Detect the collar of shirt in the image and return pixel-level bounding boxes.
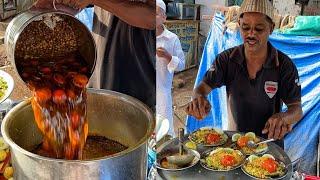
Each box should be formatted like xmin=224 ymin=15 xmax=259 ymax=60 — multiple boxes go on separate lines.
xmin=156 ymin=25 xmax=175 ymax=40
xmin=229 ymin=42 xmax=279 ymax=69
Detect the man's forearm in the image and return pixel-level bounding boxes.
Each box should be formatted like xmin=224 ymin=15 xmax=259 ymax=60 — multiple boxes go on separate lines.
xmin=282 ymin=103 xmax=303 ymax=125
xmin=193 ymin=82 xmax=212 ymax=99
xmin=92 ymin=0 xmax=155 ymax=30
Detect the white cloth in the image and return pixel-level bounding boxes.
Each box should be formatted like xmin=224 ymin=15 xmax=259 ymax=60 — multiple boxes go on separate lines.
xmin=156 ymin=0 xmax=166 ymax=12
xmin=156 ymin=27 xmax=185 ymax=136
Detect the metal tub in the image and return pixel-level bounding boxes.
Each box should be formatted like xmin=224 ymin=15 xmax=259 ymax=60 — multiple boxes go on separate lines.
xmin=1 ymin=89 xmax=155 ymax=180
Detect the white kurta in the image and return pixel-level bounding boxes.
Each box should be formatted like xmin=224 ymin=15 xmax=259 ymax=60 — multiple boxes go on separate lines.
xmin=156 ymin=27 xmax=185 ymax=136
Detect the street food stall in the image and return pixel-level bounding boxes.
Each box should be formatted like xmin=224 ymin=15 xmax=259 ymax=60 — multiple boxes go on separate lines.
xmin=0 ymin=9 xmax=155 ymax=179
xmin=184 ymin=8 xmax=320 ymax=180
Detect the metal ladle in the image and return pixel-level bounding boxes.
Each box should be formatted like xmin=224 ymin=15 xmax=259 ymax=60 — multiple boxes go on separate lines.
xmin=166 ymin=128 xmax=195 ymax=167
xmin=247 ymin=138 xmax=275 ymax=148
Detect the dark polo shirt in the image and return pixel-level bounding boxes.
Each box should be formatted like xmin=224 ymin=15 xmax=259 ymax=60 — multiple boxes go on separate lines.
xmin=203 ymin=42 xmax=301 ymax=147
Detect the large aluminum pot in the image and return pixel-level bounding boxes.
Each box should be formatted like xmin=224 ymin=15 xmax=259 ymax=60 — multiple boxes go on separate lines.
xmin=1 ymin=89 xmax=155 ymax=180
xmin=4 ymin=10 xmax=96 ymax=82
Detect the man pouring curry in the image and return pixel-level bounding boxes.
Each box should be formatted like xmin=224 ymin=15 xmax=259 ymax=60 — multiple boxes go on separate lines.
xmin=185 ymin=0 xmax=303 ymax=148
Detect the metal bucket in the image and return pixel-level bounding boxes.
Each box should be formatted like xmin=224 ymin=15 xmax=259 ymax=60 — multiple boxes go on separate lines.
xmin=4 ymin=10 xmax=96 ymax=82
xmin=1 ymin=89 xmax=155 ymax=180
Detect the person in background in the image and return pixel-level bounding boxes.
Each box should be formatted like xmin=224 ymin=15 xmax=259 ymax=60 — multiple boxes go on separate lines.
xmin=156 ymin=0 xmax=185 ymax=136
xmin=185 ymin=0 xmax=302 ymax=148
xmin=33 ymin=0 xmax=156 ymax=110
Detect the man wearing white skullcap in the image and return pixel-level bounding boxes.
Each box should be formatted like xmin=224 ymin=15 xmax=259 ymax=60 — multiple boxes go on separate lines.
xmin=156 ymin=0 xmax=166 ymax=12
xmin=186 ymin=0 xmax=302 ymax=148
xmin=156 ymin=0 xmax=185 ymax=136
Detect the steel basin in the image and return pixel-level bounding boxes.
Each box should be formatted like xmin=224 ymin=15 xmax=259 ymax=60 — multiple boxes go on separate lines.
xmin=1 ymin=89 xmax=155 ymax=180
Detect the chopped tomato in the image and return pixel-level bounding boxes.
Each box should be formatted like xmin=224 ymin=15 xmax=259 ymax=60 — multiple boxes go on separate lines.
xmin=66 ymin=57 xmax=76 ymax=63
xmin=64 ymin=144 xmax=74 ymax=160
xmin=53 ymin=89 xmax=67 ymax=104
xmin=261 ymin=158 xmax=278 ymax=173
xmin=206 ymin=133 xmax=220 ymax=144
xmin=80 ymin=67 xmax=88 ymax=73
xmin=42 ymin=138 xmax=51 ymax=151
xmin=0 ymin=152 xmax=10 ymax=173
xmin=35 ymin=88 xmax=52 ymax=102
xmin=40 ymin=67 xmax=52 ymax=74
xmin=220 ymin=154 xmax=236 ymax=166
xmin=66 ymin=89 xmax=76 ymax=100
xmin=73 ymin=74 xmax=88 ymax=88
xmin=70 ymin=111 xmax=80 ymax=129
xmin=53 ymin=74 xmax=65 ymax=85
xmin=30 ymin=60 xmax=39 ymax=66
xmin=22 ymin=72 xmax=30 ymax=78
xmin=67 ymin=72 xmax=77 ymax=78
xmin=237 ymin=136 xmax=249 ymax=148
xmin=71 ymin=62 xmax=81 ymax=68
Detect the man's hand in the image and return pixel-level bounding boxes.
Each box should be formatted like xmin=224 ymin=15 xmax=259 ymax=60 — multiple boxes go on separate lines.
xmin=185 ymin=95 xmax=211 ymax=120
xmin=262 ymin=113 xmax=292 ymax=140
xmin=156 ymin=47 xmax=172 ymax=64
xmin=32 ymin=0 xmax=92 ymax=14
xmin=55 ymin=0 xmax=92 ymax=9
xmin=32 ymin=0 xmax=54 ymax=9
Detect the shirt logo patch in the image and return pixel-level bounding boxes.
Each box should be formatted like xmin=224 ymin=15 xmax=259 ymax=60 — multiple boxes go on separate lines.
xmin=265 ymin=81 xmax=278 ymax=98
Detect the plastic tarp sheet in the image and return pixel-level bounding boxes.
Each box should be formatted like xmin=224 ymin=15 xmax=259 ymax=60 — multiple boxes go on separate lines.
xmin=186 ymin=12 xmax=320 ymax=175
xmin=76 ymin=7 xmax=94 ymax=31
xmin=276 ymin=16 xmax=320 ymax=36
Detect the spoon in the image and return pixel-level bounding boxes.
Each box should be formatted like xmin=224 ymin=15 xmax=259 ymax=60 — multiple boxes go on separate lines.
xmin=166 ymin=128 xmax=195 ymax=167
xmin=247 ymin=138 xmax=275 ymax=148
xmin=266 ymin=157 xmax=302 ymax=178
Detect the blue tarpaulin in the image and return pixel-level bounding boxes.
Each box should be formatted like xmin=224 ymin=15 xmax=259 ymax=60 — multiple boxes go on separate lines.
xmin=186 ymin=12 xmax=320 ymax=175
xmin=76 ymin=7 xmax=94 ymax=31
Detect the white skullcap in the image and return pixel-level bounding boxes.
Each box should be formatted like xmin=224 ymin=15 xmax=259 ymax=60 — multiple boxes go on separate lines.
xmin=156 ymin=0 xmax=166 ymax=12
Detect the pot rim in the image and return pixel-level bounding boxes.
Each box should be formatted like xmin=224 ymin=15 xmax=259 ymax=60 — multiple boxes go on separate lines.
xmin=1 ymin=88 xmax=155 ymax=163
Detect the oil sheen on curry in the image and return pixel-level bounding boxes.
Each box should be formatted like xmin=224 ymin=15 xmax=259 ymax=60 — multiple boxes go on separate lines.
xmin=33 ymin=135 xmax=128 ymax=160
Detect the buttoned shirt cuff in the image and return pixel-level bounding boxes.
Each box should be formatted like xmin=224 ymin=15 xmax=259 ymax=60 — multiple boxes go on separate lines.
xmin=167 ymin=56 xmax=180 ymax=73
